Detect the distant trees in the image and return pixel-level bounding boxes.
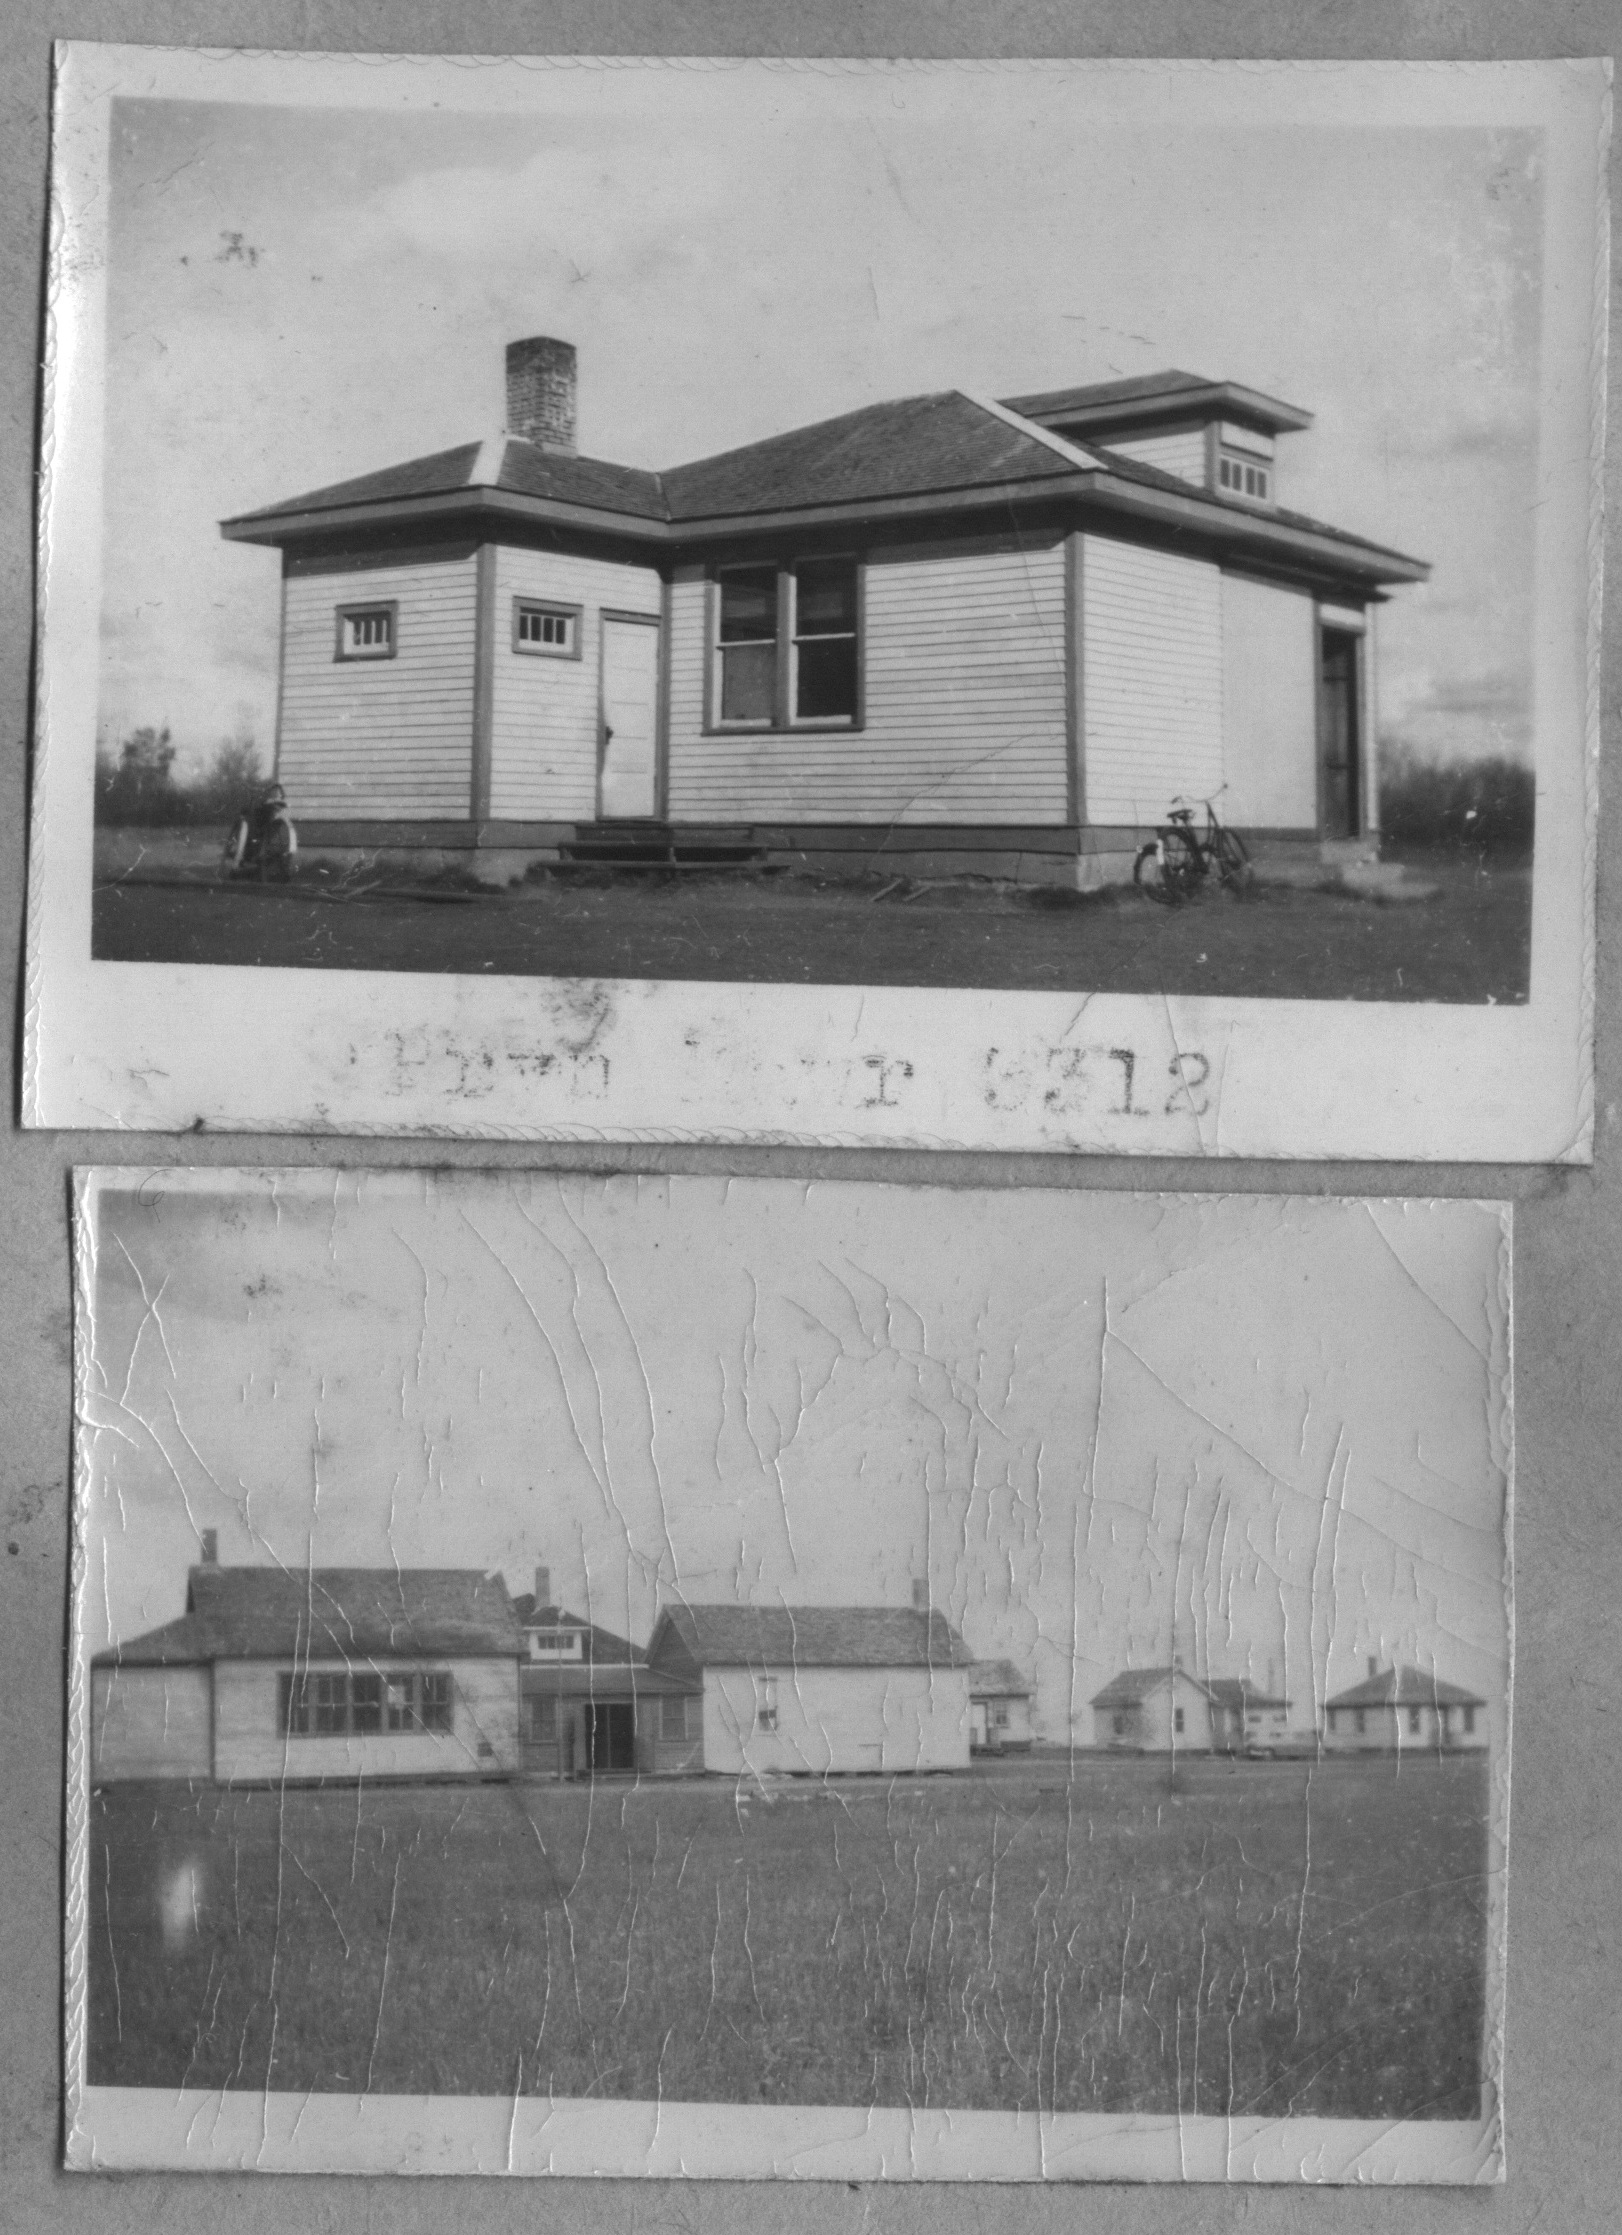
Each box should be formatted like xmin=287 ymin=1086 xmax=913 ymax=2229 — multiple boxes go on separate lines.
xmin=95 ymin=729 xmax=267 ymax=826
xmin=1378 ymin=747 xmax=1535 ymax=860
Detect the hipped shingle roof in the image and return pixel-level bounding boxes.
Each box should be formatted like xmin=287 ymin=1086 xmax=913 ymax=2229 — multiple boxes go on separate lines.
xmin=93 ymin=1566 xmax=524 ymax=1666
xmin=1324 ymin=1665 xmax=1486 ymax=1710
xmin=651 ymin=1603 xmax=976 ymax=1674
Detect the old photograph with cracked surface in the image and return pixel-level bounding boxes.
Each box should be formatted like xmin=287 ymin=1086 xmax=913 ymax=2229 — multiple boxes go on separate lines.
xmin=25 ymin=48 xmax=1602 ymax=1156
xmin=67 ymin=1169 xmax=1511 ymax=2181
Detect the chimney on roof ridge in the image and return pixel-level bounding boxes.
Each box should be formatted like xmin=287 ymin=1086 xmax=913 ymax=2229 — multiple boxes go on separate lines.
xmin=506 ymin=336 xmax=577 ymax=455
xmin=534 ymin=1564 xmax=551 ymax=1609
xmin=1368 ymin=1655 xmax=1380 ymax=1679
xmin=911 ymin=1577 xmax=929 ymax=1611
xmin=199 ymin=1528 xmax=218 ymax=1566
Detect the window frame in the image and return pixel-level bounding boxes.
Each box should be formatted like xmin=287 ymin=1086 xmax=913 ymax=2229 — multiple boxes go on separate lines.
xmin=660 ymin=1695 xmax=688 ymax=1742
xmin=278 ymin=1665 xmax=454 ymax=1738
xmin=754 ymin=1676 xmax=779 ymax=1734
xmin=1216 ymin=452 xmax=1272 ymax=503
xmin=529 ymin=1695 xmax=559 ymax=1744
xmin=334 ymin=600 xmax=399 ymax=663
xmin=512 ymin=597 xmax=584 ymax=661
xmin=706 ymin=557 xmax=864 ymax=735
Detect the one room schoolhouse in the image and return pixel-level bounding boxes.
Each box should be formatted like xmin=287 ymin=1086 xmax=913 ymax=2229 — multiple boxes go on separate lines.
xmin=221 ymin=335 xmax=1428 ymax=887
xmin=90 ymin=1548 xmax=525 ymax=1786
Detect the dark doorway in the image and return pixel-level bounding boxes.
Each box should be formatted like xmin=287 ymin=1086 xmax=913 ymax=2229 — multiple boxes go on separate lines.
xmin=585 ymin=1701 xmax=636 ymax=1773
xmin=1318 ymin=629 xmax=1362 ymax=838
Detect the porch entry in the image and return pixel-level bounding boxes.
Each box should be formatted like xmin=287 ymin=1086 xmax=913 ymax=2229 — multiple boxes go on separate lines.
xmin=598 ymin=613 xmax=661 ymax=818
xmin=1317 ymin=627 xmax=1362 ymax=839
xmin=585 ymin=1701 xmax=636 ymax=1773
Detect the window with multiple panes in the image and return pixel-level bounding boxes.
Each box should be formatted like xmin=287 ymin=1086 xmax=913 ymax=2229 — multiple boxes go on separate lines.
xmin=1217 ymin=453 xmax=1271 ymax=501
xmin=714 ymin=558 xmax=860 ymax=728
xmin=1174 ymin=1707 xmax=1185 ymax=1734
xmin=754 ymin=1677 xmax=779 ymax=1734
xmin=280 ymin=1668 xmax=454 ymax=1737
xmin=335 ymin=603 xmax=397 ymax=660
xmin=991 ymin=1702 xmax=1011 ymax=1728
xmin=529 ymin=1696 xmax=558 ymax=1743
xmin=661 ymin=1696 xmax=688 ymax=1741
xmin=513 ymin=599 xmax=581 ymax=658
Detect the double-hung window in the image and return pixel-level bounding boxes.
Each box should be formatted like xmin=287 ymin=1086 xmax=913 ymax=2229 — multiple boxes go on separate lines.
xmin=714 ymin=558 xmax=860 ymax=728
xmin=754 ymin=1677 xmax=779 ymax=1734
xmin=661 ymin=1695 xmax=688 ymax=1742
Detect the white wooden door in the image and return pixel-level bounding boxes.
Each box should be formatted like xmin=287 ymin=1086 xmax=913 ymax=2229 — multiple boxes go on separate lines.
xmin=599 ymin=616 xmax=661 ymax=818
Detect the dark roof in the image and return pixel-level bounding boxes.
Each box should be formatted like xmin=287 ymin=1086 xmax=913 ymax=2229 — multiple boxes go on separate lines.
xmin=509 ymin=1597 xmax=646 ymax=1666
xmin=650 ymin=1603 xmax=976 ymax=1674
xmin=1003 ymin=369 xmax=1314 ymax=436
xmin=968 ymin=1658 xmax=1031 ymax=1698
xmin=1205 ymin=1677 xmax=1291 ymax=1711
xmin=660 ymin=391 xmax=1095 ymax=520
xmin=93 ymin=1565 xmax=524 ymax=1666
xmin=1091 ymin=1666 xmax=1215 ymax=1709
xmin=220 ymin=380 xmax=1425 ymax=585
xmin=224 ymin=437 xmax=668 ymax=532
xmin=1325 ymin=1665 xmax=1486 ymax=1710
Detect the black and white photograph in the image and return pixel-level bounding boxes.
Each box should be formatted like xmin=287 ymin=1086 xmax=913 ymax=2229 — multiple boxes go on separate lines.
xmin=24 ymin=49 xmax=1604 ymax=1155
xmin=67 ymin=1169 xmax=1511 ymax=2182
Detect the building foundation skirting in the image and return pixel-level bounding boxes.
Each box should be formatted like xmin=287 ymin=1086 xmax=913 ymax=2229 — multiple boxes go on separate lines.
xmin=288 ymin=819 xmax=1346 ymax=890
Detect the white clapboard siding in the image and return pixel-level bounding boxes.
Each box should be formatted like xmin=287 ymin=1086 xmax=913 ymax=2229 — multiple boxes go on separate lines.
xmin=1100 ymin=430 xmax=1209 ymax=487
xmin=1221 ymin=572 xmax=1318 ymax=827
xmin=211 ymin=1658 xmax=520 ymax=1782
xmin=279 ymin=556 xmax=477 ymax=817
xmin=666 ymin=546 xmax=1069 ymax=824
xmin=1081 ymin=536 xmax=1224 ymax=823
xmin=92 ymin=1666 xmax=212 ymax=1781
xmin=699 ymin=1666 xmax=972 ymax=1775
xmin=489 ymin=547 xmax=663 ymax=820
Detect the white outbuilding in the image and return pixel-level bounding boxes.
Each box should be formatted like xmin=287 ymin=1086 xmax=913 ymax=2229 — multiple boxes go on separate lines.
xmin=1091 ymin=1665 xmax=1219 ymax=1753
xmin=645 ymin=1603 xmax=976 ymax=1775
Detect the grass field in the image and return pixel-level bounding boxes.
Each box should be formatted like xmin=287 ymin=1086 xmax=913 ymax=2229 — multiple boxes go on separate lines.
xmin=91 ymin=849 xmax=1531 ymax=1004
xmin=86 ymin=1754 xmax=1490 ymax=2119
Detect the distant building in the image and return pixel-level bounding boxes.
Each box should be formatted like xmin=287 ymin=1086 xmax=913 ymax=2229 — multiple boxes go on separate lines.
xmin=1205 ymin=1675 xmax=1292 ymax=1754
xmin=645 ymin=1603 xmax=977 ymax=1774
xmin=1322 ymin=1660 xmax=1488 ymax=1753
xmin=512 ymin=1566 xmax=698 ymax=1779
xmin=1091 ymin=1665 xmax=1218 ymax=1753
xmin=90 ymin=1558 xmax=524 ymax=1785
xmin=968 ymin=1660 xmax=1034 ymax=1753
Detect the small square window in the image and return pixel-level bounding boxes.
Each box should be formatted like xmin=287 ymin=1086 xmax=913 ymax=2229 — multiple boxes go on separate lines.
xmin=336 ymin=603 xmax=396 ymax=660
xmin=514 ymin=600 xmax=582 ymax=658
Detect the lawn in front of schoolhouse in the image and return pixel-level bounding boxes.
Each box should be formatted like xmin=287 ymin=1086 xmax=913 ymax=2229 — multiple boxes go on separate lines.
xmin=86 ymin=1752 xmax=1490 ymax=2120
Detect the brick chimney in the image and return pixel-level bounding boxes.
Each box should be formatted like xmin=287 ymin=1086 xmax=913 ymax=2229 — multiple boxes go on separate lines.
xmin=534 ymin=1563 xmax=551 ymax=1609
xmin=200 ymin=1529 xmax=218 ymax=1566
xmin=506 ymin=337 xmax=577 ymax=454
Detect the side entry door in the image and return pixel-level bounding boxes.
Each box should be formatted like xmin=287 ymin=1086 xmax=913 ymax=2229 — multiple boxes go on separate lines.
xmin=598 ymin=613 xmax=661 ymax=819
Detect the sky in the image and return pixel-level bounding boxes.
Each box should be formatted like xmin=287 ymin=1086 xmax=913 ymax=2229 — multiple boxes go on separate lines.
xmin=93 ymin=69 xmax=1544 ymax=780
xmin=80 ymin=1173 xmax=1511 ymax=1746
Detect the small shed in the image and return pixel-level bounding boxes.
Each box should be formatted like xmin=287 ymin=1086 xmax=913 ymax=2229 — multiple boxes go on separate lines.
xmin=1205 ymin=1675 xmax=1292 ymax=1754
xmin=1322 ymin=1661 xmax=1488 ymax=1753
xmin=645 ymin=1603 xmax=976 ymax=1775
xmin=90 ymin=1561 xmax=525 ymax=1785
xmin=1091 ymin=1666 xmax=1218 ymax=1753
xmin=967 ymin=1659 xmax=1034 ymax=1753
xmin=513 ymin=1570 xmax=699 ymax=1778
